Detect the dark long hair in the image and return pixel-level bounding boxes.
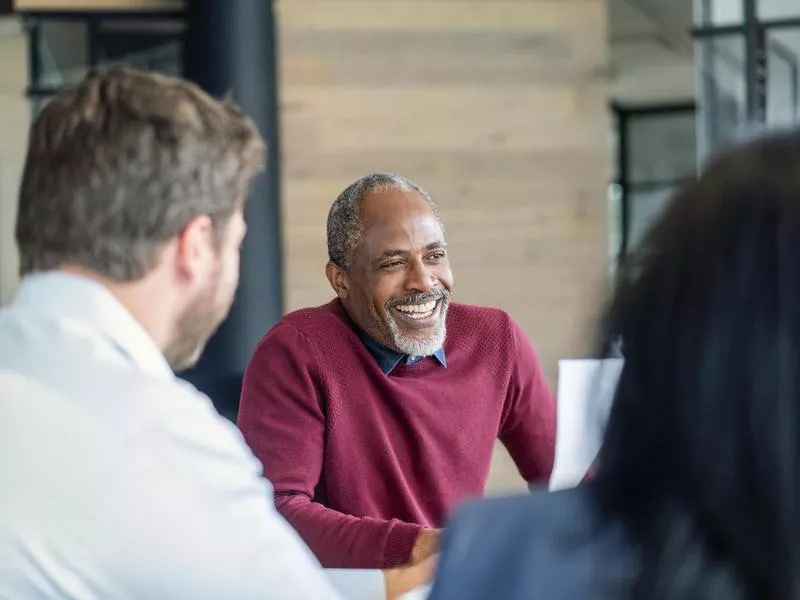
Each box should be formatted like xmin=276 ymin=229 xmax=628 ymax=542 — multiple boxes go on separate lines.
xmin=594 ymin=130 xmax=800 ymax=599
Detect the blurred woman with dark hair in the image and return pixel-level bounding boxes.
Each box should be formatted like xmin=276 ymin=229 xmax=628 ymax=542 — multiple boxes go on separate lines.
xmin=428 ymin=130 xmax=800 ymax=600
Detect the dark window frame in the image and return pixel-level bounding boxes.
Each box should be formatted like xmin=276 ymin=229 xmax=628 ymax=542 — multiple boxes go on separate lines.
xmin=612 ymin=102 xmax=698 ymax=261
xmin=693 ymin=0 xmax=800 ymax=128
xmin=21 ymin=9 xmax=186 ymax=108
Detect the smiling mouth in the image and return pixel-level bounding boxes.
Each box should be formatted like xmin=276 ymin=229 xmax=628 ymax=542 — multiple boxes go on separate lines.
xmin=392 ymin=298 xmax=440 ymax=320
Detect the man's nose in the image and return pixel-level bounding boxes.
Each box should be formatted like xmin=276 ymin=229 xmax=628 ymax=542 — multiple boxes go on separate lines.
xmin=404 ymin=260 xmax=436 ymax=294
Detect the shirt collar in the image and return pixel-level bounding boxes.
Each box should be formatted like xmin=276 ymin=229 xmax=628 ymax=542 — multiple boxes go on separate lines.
xmin=356 ymin=328 xmax=446 ymax=375
xmin=11 ymin=271 xmax=174 ymax=380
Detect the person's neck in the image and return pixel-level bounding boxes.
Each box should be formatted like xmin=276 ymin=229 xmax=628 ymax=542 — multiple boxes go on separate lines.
xmin=337 ymin=300 xmax=403 ymax=354
xmin=57 ymin=264 xmax=177 ymax=354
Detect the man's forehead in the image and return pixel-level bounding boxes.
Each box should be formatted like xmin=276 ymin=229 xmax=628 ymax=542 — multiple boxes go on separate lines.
xmin=352 ymin=189 xmax=444 ymax=258
xmin=359 ymin=187 xmax=432 ymax=220
xmin=361 ymin=190 xmax=440 ymax=232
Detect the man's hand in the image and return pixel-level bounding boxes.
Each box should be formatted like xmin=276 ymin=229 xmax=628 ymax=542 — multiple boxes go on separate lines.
xmin=383 ymin=554 xmax=437 ymax=600
xmin=381 ymin=529 xmax=441 ymax=598
xmin=411 ymin=528 xmax=441 ymax=564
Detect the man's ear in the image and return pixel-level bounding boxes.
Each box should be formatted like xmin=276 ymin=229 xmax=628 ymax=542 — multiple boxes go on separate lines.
xmin=176 ymin=214 xmax=215 ymax=281
xmin=325 ymin=261 xmax=350 ymax=300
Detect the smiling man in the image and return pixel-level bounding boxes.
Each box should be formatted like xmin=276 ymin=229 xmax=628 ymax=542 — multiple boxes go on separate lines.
xmin=238 ymin=172 xmax=556 ymax=570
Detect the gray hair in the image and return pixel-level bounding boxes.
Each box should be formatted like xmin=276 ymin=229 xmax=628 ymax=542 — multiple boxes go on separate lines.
xmin=327 ymin=172 xmax=442 ymax=271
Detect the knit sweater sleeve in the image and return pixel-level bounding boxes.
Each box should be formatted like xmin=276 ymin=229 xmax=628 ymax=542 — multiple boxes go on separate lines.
xmin=237 ymin=321 xmax=422 ymax=569
xmin=498 ymin=315 xmax=557 ymax=485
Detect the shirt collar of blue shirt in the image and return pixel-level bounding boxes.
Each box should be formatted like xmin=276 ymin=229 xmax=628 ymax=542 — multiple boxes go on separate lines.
xmin=356 ymin=328 xmax=446 ymax=375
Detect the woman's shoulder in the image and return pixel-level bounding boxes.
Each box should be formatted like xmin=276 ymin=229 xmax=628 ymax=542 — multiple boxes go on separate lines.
xmin=429 ymin=485 xmax=637 ymax=600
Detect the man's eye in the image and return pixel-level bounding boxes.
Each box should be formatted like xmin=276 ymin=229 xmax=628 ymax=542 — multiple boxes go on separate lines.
xmin=428 ymin=252 xmax=446 ymax=261
xmin=381 ymin=261 xmax=403 ymax=270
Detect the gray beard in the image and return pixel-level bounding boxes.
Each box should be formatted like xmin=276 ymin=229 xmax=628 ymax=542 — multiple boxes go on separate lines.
xmin=386 ymin=299 xmax=449 ymax=357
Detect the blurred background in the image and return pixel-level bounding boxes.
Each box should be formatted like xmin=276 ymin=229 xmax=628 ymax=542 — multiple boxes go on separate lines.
xmin=0 ymin=0 xmax=797 ymax=491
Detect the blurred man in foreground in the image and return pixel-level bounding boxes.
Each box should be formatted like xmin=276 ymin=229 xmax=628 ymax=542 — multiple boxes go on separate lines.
xmin=0 ymin=67 xmax=429 ymax=599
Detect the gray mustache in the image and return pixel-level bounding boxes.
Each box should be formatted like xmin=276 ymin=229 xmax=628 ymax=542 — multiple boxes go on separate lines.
xmin=386 ymin=289 xmax=449 ymax=310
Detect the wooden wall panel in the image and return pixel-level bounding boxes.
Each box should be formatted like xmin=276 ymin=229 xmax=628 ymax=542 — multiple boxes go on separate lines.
xmin=0 ymin=23 xmax=27 ymax=306
xmin=277 ymin=0 xmax=611 ymax=492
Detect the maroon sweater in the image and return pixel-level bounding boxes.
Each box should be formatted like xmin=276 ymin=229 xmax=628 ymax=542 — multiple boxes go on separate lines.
xmin=238 ymin=300 xmax=555 ymax=569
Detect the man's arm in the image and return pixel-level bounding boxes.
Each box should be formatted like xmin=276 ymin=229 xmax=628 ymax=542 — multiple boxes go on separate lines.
xmin=238 ymin=322 xmax=424 ymax=569
xmin=497 ymin=316 xmax=557 ymax=486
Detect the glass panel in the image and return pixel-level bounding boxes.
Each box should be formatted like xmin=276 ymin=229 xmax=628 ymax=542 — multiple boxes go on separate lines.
xmin=27 ymin=17 xmax=185 ymax=118
xmin=30 ymin=17 xmax=183 ymax=94
xmin=758 ymin=0 xmax=800 ymax=20
xmin=627 ymin=112 xmax=697 ymax=185
xmin=695 ymin=34 xmax=748 ymax=162
xmin=96 ymin=19 xmax=184 ymax=77
xmin=35 ymin=20 xmax=89 ymax=89
xmin=628 ymin=186 xmax=676 ymax=251
xmin=695 ymin=0 xmax=743 ymax=26
xmin=29 ymin=98 xmax=50 ymax=118
xmin=766 ymin=28 xmax=800 ymax=126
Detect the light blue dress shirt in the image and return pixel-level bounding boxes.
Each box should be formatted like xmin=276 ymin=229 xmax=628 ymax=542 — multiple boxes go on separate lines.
xmin=0 ymin=272 xmax=386 ymax=599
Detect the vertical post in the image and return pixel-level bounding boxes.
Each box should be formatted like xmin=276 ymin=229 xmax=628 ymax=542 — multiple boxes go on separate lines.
xmin=25 ymin=16 xmax=42 ymax=118
xmin=743 ymin=0 xmax=766 ymax=124
xmin=700 ymin=0 xmax=712 ymax=26
xmin=87 ymin=17 xmax=99 ymax=68
xmin=617 ymin=108 xmax=630 ymax=260
xmin=699 ymin=37 xmax=719 ymax=160
xmin=27 ymin=16 xmax=40 ymax=91
xmin=182 ymin=0 xmax=283 ymax=420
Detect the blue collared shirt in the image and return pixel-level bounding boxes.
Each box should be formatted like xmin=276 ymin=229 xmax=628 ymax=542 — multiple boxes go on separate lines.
xmin=356 ymin=329 xmax=447 ymax=375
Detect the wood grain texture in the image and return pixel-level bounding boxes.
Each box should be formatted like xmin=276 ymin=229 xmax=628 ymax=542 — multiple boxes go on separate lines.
xmin=277 ymin=0 xmax=611 ymax=492
xmin=0 ymin=28 xmax=27 ymax=305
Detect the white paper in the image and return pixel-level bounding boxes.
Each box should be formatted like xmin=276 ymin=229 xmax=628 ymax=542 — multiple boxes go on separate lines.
xmin=549 ymin=358 xmax=623 ymax=491
xmin=398 ymin=585 xmax=431 ymax=600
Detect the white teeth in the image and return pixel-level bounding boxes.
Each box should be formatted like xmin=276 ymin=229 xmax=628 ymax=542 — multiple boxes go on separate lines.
xmin=394 ymin=300 xmax=437 ymax=316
